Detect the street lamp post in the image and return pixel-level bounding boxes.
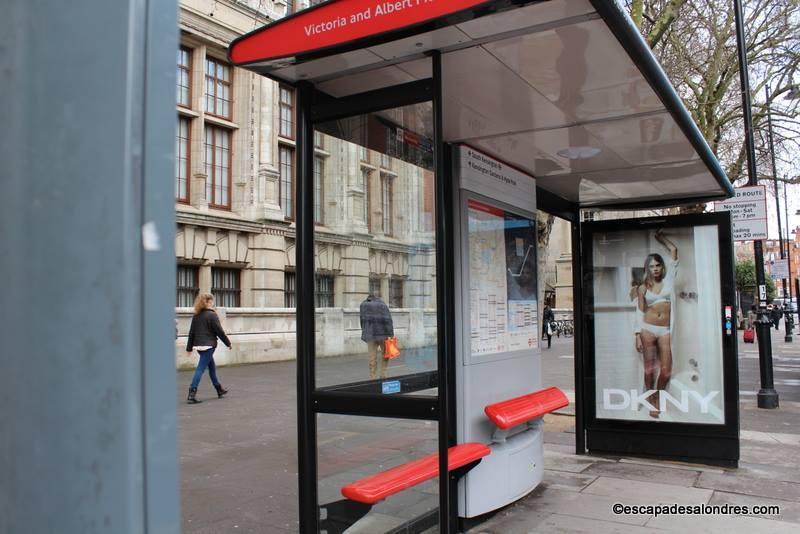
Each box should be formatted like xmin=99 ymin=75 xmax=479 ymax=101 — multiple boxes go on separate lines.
xmin=785 ymin=181 xmax=794 ymax=340
xmin=734 ymin=0 xmax=778 ymax=408
xmin=796 ymin=209 xmax=800 ymax=327
xmin=765 ymin=85 xmax=791 ymax=342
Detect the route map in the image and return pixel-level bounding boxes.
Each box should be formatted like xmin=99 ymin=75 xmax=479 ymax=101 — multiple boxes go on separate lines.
xmin=468 ymin=200 xmax=538 ymax=356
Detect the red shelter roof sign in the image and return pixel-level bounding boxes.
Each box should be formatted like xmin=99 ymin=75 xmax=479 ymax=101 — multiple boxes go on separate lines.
xmin=230 ymin=0 xmax=490 ymax=65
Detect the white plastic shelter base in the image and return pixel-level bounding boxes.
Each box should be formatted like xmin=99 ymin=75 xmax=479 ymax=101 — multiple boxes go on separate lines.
xmin=453 ymin=146 xmax=544 ymax=519
xmin=462 ymin=426 xmax=544 ymax=518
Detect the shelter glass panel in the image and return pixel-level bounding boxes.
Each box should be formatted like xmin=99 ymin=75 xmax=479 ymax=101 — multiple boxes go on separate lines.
xmin=317 ymin=414 xmax=439 ymax=531
xmin=313 ymin=102 xmax=437 ymax=391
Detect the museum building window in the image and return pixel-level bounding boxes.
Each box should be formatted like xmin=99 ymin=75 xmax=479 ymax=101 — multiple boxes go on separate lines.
xmin=212 ymin=267 xmax=241 ymax=308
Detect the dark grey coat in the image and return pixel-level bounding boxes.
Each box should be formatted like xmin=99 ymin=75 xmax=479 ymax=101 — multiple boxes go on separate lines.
xmin=360 ymin=296 xmax=394 ymax=342
xmin=186 ymin=309 xmax=231 ymax=351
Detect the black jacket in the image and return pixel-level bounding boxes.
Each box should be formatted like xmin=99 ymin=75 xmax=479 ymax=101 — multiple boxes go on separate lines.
xmin=186 ymin=309 xmax=231 ymax=351
xmin=360 ymin=296 xmax=394 ymax=342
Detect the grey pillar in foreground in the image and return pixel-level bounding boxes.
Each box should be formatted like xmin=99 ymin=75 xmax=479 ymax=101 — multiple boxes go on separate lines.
xmin=1 ymin=1 xmax=179 ymax=533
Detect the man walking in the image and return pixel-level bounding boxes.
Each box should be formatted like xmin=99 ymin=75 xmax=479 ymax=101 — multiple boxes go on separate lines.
xmin=360 ymin=293 xmax=394 ymax=379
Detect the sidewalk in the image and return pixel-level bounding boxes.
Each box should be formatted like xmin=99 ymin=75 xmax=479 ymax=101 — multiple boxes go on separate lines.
xmin=179 ymin=331 xmax=800 ymax=532
xmin=474 ymin=332 xmax=800 ymax=533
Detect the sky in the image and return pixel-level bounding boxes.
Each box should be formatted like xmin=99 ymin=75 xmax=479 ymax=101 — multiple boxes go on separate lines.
xmin=765 ymin=180 xmax=800 ymax=242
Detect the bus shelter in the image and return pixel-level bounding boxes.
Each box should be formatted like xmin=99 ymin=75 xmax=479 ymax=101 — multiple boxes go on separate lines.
xmin=229 ymin=1 xmax=735 ymax=531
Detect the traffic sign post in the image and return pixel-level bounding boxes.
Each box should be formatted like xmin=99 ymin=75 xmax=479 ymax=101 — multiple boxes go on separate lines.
xmin=770 ymin=259 xmax=789 ymax=281
xmin=732 ymin=0 xmax=778 ymax=409
xmin=713 ymin=185 xmax=768 ymax=242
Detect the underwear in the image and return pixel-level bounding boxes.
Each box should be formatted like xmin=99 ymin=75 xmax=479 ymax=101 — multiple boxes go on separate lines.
xmin=641 ymin=324 xmax=670 ymax=338
xmin=644 ymin=289 xmax=670 ymax=306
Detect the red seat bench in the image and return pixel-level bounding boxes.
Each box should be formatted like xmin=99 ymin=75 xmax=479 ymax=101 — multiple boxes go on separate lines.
xmin=484 ymin=386 xmax=569 ymax=430
xmin=322 ymin=443 xmax=490 ymax=532
xmin=341 ymin=442 xmax=490 ymax=504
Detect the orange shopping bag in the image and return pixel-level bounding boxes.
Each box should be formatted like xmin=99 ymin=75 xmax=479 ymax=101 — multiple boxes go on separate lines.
xmin=384 ymin=336 xmax=401 ymax=359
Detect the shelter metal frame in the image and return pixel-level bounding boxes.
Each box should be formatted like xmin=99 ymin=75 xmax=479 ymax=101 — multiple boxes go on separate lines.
xmin=230 ymin=1 xmax=739 ymax=530
xmin=295 ymin=54 xmax=464 ymax=531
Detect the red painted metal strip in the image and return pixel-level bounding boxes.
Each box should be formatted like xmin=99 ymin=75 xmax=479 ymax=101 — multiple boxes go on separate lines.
xmin=468 ymin=199 xmax=505 ymax=217
xmin=230 ymin=0 xmax=491 ymax=65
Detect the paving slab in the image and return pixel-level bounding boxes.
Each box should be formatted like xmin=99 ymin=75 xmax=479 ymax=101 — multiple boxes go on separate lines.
xmin=465 ymin=509 xmax=554 ymax=533
xmin=543 ymin=449 xmax=614 ymax=474
xmin=740 ymin=429 xmax=800 ymax=446
xmin=583 ymin=477 xmax=713 ymax=505
xmin=695 ymin=472 xmax=800 ymax=503
xmin=470 ymin=510 xmax=659 ymax=533
xmin=545 ymin=442 xmax=584 ymax=455
xmin=184 ymin=492 xmax=298 ymax=533
xmin=540 ymin=470 xmax=598 ymax=492
xmin=739 ymin=441 xmax=800 ymax=469
xmin=617 ymin=457 xmax=726 ymax=474
xmin=581 ymin=461 xmax=701 ymax=488
xmin=543 ymin=431 xmax=576 ymax=446
xmin=345 ymin=510 xmax=436 ymax=533
xmin=645 ymin=511 xmax=800 ymax=533
xmin=543 ymin=413 xmax=575 ymax=432
xmin=708 ymin=490 xmax=800 ymax=523
xmin=531 ymin=513 xmax=664 ymax=533
xmin=503 ymin=486 xmax=651 ymax=526
xmin=736 ymin=460 xmax=800 ymax=485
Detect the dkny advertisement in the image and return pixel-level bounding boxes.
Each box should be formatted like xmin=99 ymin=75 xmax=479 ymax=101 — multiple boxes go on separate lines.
xmin=591 ymin=225 xmax=725 ymax=425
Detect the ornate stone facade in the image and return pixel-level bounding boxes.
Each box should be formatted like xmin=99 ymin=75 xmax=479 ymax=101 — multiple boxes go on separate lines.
xmin=175 ymin=0 xmax=438 ymax=366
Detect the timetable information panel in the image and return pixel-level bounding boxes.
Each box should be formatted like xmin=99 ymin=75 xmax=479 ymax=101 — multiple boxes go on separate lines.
xmin=468 ymin=199 xmax=538 ymax=356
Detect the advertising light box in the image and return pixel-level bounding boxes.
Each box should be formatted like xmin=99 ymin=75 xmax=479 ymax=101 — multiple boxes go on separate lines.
xmin=591 ymin=225 xmax=725 ymax=424
xmin=582 ymin=213 xmax=739 ymax=466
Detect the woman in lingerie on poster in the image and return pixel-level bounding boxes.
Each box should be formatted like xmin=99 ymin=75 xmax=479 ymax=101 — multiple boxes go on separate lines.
xmin=635 ymin=230 xmax=678 ymax=418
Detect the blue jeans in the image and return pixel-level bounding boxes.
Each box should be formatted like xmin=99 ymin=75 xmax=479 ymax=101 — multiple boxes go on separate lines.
xmin=190 ymin=348 xmax=220 ymax=389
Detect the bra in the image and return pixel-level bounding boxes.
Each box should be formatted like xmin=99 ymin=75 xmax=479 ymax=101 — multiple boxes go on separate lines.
xmin=644 ymin=287 xmax=670 ymax=306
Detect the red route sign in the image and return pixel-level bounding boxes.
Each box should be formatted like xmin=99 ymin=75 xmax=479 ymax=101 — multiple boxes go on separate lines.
xmin=230 ymin=0 xmax=490 ymax=65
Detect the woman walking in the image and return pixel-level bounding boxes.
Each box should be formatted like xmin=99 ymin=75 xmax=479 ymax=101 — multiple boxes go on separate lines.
xmin=186 ymin=293 xmax=231 ymax=404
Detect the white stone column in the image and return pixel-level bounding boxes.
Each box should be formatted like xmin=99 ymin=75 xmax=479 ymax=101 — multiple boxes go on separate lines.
xmin=191 ymin=173 xmax=208 ymax=210
xmin=199 ymin=264 xmax=212 ymax=294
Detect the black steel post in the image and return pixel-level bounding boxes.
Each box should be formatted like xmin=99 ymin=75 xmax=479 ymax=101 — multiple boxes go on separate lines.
xmin=784 ymin=182 xmax=794 ymax=340
xmin=734 ymin=0 xmax=778 ymax=408
xmin=296 ymin=80 xmax=319 ymax=532
xmin=571 ymin=215 xmax=586 ymax=455
xmin=431 ymin=51 xmax=457 ymax=532
xmin=796 ymin=278 xmax=800 ymax=327
xmin=766 ymin=86 xmax=790 ymax=343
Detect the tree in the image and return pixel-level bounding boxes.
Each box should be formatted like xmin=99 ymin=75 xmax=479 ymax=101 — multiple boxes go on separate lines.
xmin=624 ymin=0 xmax=800 ymax=186
xmin=735 ymin=259 xmax=776 ymax=301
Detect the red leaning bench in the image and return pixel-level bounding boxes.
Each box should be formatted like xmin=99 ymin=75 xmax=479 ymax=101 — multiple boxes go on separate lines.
xmin=485 ymin=386 xmax=569 ymax=441
xmin=319 ymin=386 xmax=568 ymax=532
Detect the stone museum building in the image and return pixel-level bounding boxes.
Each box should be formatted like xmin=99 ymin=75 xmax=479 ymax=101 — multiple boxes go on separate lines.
xmin=174 ymin=0 xmax=437 ymax=369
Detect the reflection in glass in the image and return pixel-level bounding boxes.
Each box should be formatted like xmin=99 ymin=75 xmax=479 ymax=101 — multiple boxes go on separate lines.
xmin=317 ymin=414 xmax=439 ymax=530
xmin=312 ymin=103 xmax=437 ymax=389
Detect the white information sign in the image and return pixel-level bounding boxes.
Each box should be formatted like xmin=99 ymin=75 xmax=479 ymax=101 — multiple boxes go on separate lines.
xmin=770 ymin=259 xmax=789 ymax=279
xmin=713 ymin=186 xmax=768 ymax=241
xmin=457 ymin=145 xmax=536 ymax=213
